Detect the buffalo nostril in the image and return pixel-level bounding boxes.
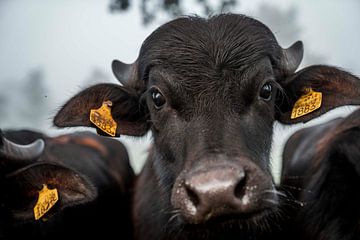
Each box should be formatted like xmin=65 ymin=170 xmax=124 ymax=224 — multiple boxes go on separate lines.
xmin=234 ymin=173 xmax=247 ymax=199
xmin=185 ymin=185 xmax=200 ymax=207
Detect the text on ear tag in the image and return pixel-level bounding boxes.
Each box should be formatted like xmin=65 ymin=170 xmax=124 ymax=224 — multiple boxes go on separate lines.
xmin=89 ymin=100 xmax=118 ymax=137
xmin=291 ymin=88 xmax=322 ymax=119
xmin=34 ymin=184 xmax=59 ymax=220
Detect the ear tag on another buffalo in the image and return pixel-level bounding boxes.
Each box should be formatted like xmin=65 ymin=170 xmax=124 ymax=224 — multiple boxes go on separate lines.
xmin=34 ymin=184 xmax=59 ymax=220
xmin=89 ymin=100 xmax=118 ymax=137
xmin=291 ymin=88 xmax=322 ymax=119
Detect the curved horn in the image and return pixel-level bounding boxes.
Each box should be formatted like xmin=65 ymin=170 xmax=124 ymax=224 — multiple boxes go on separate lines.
xmin=279 ymin=41 xmax=304 ymax=76
xmin=0 ymin=135 xmax=45 ymax=161
xmin=112 ymin=59 xmax=137 ymax=86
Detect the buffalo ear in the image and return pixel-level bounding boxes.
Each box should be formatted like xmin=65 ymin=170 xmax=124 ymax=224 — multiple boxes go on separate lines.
xmin=276 ymin=65 xmax=360 ymax=124
xmin=1 ymin=162 xmax=96 ymax=221
xmin=53 ymin=83 xmax=149 ymax=136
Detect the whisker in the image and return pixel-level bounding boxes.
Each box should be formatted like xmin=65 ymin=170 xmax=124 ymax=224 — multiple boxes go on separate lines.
xmin=262 ymin=189 xmax=287 ymax=198
xmin=164 ymin=208 xmax=184 ymax=231
xmin=282 ymin=175 xmax=305 ymax=179
xmin=168 ymin=212 xmax=180 ymax=224
xmin=264 ymin=198 xmax=278 ymax=205
xmin=280 ymin=184 xmax=314 ymax=194
xmin=293 ymin=200 xmax=306 ymax=207
xmin=263 ymin=188 xmax=309 ymax=208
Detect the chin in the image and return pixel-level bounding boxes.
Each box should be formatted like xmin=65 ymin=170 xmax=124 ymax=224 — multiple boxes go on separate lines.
xmin=170 ymin=207 xmax=282 ymax=240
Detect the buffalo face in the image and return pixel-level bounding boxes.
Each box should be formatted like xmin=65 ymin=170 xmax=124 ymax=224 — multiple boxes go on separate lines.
xmin=54 ymin=14 xmax=360 ymax=238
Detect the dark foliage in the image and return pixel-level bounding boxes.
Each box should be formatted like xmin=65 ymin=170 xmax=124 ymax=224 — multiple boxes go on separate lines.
xmin=109 ymin=0 xmax=238 ymax=25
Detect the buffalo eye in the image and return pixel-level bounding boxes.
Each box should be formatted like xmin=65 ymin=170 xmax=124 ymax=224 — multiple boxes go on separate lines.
xmin=259 ymin=83 xmax=273 ymax=101
xmin=150 ymin=88 xmax=166 ymax=109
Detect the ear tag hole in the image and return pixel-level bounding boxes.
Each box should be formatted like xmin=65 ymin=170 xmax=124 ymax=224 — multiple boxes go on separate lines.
xmin=89 ymin=100 xmax=118 ymax=137
xmin=33 ymin=184 xmax=59 ymax=220
xmin=291 ymin=88 xmax=322 ymax=119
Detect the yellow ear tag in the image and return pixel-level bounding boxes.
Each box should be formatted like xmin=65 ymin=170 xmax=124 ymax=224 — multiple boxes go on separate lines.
xmin=34 ymin=184 xmax=59 ymax=220
xmin=89 ymin=100 xmax=118 ymax=137
xmin=291 ymin=88 xmax=322 ymax=119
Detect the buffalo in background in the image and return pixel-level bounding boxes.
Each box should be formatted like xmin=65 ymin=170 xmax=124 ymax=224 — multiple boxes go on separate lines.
xmin=0 ymin=130 xmax=134 ymax=239
xmin=282 ymin=108 xmax=360 ymax=240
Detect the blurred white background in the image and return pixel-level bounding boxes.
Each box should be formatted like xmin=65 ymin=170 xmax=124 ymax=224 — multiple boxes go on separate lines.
xmin=0 ymin=0 xmax=359 ymax=181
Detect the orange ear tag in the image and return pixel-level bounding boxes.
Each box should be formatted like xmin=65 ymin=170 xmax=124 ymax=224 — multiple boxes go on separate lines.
xmin=291 ymin=88 xmax=322 ymax=119
xmin=34 ymin=184 xmax=59 ymax=220
xmin=89 ymin=100 xmax=118 ymax=137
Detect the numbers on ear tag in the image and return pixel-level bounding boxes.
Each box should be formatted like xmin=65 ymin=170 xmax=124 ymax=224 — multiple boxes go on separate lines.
xmin=34 ymin=184 xmax=59 ymax=220
xmin=89 ymin=100 xmax=118 ymax=137
xmin=291 ymin=88 xmax=322 ymax=119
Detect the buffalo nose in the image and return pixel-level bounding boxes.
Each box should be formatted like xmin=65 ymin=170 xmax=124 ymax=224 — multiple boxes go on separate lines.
xmin=181 ymin=167 xmax=247 ymax=223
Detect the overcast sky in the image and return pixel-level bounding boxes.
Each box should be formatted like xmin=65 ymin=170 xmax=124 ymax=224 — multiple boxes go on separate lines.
xmin=0 ymin=0 xmax=359 ymax=178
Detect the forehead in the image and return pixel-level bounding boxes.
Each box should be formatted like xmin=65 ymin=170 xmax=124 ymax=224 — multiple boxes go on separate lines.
xmin=148 ymin=58 xmax=274 ymax=115
xmin=139 ymin=14 xmax=280 ymax=81
xmin=149 ymin=58 xmax=273 ymax=92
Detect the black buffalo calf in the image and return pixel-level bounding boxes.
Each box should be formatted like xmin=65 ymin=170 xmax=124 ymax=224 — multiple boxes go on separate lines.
xmin=282 ymin=109 xmax=360 ymax=240
xmin=54 ymin=14 xmax=360 ymax=240
xmin=0 ymin=129 xmax=134 ymax=239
